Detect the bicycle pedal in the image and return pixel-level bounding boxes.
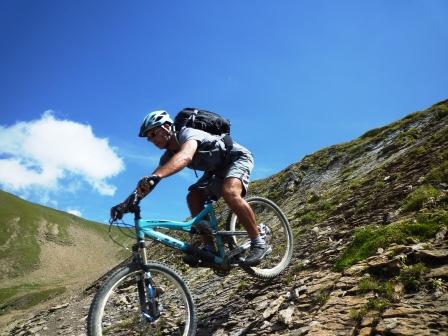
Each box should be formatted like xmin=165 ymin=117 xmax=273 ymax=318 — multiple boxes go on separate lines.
xmin=229 ymin=256 xmax=245 ymax=266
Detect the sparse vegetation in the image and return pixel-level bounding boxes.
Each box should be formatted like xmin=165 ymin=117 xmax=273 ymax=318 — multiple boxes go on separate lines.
xmin=0 ymin=286 xmax=66 ymax=315
xmin=358 ymin=277 xmax=394 ymax=300
xmin=402 ymin=185 xmax=441 ymax=212
xmin=349 ymin=306 xmax=368 ymax=322
xmin=283 ymin=261 xmax=306 ymax=285
xmin=350 ymin=278 xmax=394 ymax=323
xmin=365 ymin=297 xmax=390 ymax=312
xmin=427 ymin=278 xmax=446 ymax=293
xmin=398 ymin=263 xmax=428 ymax=291
xmin=334 ymin=215 xmax=446 ymax=272
xmin=237 ymin=279 xmax=250 ymax=291
xmin=426 ymin=161 xmax=448 ymax=184
xmin=313 ymin=289 xmax=330 ymax=306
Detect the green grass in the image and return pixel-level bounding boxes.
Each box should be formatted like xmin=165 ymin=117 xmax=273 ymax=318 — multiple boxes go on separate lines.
xmin=358 ymin=278 xmax=394 ymax=300
xmin=398 ymin=263 xmax=428 ymax=291
xmin=426 ymin=160 xmax=448 ymax=184
xmin=350 ymin=277 xmax=395 ymax=322
xmin=0 ymin=286 xmax=66 ymax=315
xmin=334 ymin=212 xmax=447 ymax=272
xmin=0 ymin=190 xmax=121 ymax=279
xmin=365 ymin=297 xmax=390 ymax=311
xmin=0 ymin=283 xmax=42 ymax=304
xmin=402 ymin=185 xmax=441 ymax=212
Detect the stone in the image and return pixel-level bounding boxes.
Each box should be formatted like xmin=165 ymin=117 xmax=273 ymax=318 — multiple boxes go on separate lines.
xmin=344 ymin=264 xmax=368 ymax=276
xmin=375 ymin=317 xmax=432 ymax=336
xmin=262 ymin=296 xmax=285 ymax=319
xmin=366 ymin=254 xmax=403 ymax=275
xmin=435 ymin=227 xmax=447 ymax=242
xmin=382 ymin=306 xmax=420 ymax=318
xmin=278 ymin=306 xmax=295 ymax=326
xmin=358 ymin=327 xmax=372 ymax=336
xmin=417 ymin=249 xmax=448 ymax=263
xmin=425 ymin=265 xmax=448 ymax=279
xmin=49 ymin=303 xmax=70 ymax=312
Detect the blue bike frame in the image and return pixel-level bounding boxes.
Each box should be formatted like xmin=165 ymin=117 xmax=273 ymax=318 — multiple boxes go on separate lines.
xmin=135 ymin=200 xmax=226 ymax=265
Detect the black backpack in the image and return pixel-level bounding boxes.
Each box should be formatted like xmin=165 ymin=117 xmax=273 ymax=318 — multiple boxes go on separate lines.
xmin=173 ymin=108 xmax=231 ymax=135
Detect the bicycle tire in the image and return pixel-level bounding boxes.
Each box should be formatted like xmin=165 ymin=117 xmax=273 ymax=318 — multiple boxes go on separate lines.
xmin=226 ymin=196 xmax=293 ymax=279
xmin=87 ymin=261 xmax=197 ymax=336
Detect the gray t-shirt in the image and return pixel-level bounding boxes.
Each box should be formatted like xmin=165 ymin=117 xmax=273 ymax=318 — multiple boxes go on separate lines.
xmin=159 ymin=127 xmax=252 ymax=172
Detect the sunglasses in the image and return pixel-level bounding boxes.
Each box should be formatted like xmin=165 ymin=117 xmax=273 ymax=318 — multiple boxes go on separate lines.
xmin=146 ymin=127 xmax=163 ymax=140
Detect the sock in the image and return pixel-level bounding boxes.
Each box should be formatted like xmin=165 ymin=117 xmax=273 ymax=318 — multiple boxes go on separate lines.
xmin=251 ymin=235 xmax=265 ymax=246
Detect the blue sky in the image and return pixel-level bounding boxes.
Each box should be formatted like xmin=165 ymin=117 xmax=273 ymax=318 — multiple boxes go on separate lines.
xmin=0 ymin=0 xmax=447 ymax=222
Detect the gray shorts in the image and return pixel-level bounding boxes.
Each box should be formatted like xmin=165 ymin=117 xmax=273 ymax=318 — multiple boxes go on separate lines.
xmin=188 ymin=153 xmax=254 ymax=199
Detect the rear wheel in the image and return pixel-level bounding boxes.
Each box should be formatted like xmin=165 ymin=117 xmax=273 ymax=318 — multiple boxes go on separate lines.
xmin=87 ymin=262 xmax=196 ymax=336
xmin=226 ymin=196 xmax=293 ymax=279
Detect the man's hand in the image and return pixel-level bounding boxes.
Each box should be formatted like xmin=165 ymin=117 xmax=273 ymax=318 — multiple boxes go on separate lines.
xmin=136 ymin=175 xmax=161 ymax=197
xmin=110 ymin=192 xmax=140 ymax=220
xmin=110 ymin=203 xmax=127 ymax=221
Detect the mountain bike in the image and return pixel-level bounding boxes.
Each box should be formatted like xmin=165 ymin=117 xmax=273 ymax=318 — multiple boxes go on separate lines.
xmin=87 ymin=196 xmax=293 ymax=336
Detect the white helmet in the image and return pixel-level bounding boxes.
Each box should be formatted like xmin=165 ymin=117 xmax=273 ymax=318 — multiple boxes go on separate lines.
xmin=138 ymin=110 xmax=173 ymax=137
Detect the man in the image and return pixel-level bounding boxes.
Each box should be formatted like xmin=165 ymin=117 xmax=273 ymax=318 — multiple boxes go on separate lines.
xmin=111 ymin=110 xmax=270 ymax=266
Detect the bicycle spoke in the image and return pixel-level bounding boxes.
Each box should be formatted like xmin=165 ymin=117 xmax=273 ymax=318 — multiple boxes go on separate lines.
xmin=227 ymin=196 xmax=293 ymax=279
xmin=88 ymin=263 xmax=196 ymax=336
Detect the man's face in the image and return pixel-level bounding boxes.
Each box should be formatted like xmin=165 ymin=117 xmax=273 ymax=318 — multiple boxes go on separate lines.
xmin=146 ymin=124 xmax=170 ymax=149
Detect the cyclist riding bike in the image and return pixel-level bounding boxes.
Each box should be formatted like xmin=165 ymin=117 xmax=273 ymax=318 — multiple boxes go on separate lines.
xmin=110 ymin=110 xmax=270 ymax=266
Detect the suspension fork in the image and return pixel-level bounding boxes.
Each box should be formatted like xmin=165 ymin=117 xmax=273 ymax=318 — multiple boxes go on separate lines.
xmin=134 ymin=240 xmax=160 ymax=321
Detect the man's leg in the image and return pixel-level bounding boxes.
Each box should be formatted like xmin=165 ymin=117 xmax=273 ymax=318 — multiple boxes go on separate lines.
xmin=187 ymin=188 xmax=206 ymax=217
xmin=186 ymin=188 xmax=215 ymax=249
xmin=222 ymin=177 xmax=270 ymax=266
xmin=221 ymin=177 xmax=258 ymax=238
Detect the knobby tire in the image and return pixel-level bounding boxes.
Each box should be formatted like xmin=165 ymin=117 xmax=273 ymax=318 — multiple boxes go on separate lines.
xmin=87 ymin=261 xmax=197 ymax=336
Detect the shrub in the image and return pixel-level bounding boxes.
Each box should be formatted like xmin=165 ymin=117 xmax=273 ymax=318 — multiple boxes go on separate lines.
xmin=402 ymin=185 xmax=441 ymax=212
xmin=398 ymin=263 xmax=427 ymax=291
xmin=366 ymin=298 xmax=390 ymax=312
xmin=426 ymin=161 xmax=448 ymax=184
xmin=334 ymin=217 xmax=445 ymax=272
xmin=358 ymin=278 xmax=395 ymax=300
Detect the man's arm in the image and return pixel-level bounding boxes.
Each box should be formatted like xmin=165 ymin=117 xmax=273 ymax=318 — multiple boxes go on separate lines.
xmin=152 ymin=139 xmax=198 ymax=178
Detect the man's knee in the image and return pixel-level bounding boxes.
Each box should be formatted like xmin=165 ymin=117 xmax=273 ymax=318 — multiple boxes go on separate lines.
xmin=187 ymin=188 xmax=202 ymax=203
xmin=222 ymin=178 xmax=244 ymax=201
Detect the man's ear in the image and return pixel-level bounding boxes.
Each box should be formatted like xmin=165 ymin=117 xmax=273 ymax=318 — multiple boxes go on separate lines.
xmin=161 ymin=123 xmax=171 ymax=133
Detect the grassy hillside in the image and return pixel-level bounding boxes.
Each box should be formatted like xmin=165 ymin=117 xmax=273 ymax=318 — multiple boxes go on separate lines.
xmin=250 ymin=100 xmax=448 ymax=238
xmin=0 ymin=190 xmax=130 ymax=320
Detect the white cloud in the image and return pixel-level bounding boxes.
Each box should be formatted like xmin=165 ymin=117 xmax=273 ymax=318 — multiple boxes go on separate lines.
xmin=67 ymin=209 xmax=82 ymax=217
xmin=0 ymin=111 xmax=124 ymax=196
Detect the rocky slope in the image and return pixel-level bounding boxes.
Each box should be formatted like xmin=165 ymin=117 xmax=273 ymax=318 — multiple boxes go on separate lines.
xmin=2 ymin=100 xmax=448 ymax=335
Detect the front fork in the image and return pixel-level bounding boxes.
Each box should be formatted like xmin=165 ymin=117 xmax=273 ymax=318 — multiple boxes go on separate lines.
xmin=134 ymin=240 xmax=161 ymax=322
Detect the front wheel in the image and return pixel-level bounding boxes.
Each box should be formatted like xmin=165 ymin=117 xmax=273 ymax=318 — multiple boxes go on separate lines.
xmin=87 ymin=262 xmax=197 ymax=336
xmin=226 ymin=196 xmax=293 ymax=279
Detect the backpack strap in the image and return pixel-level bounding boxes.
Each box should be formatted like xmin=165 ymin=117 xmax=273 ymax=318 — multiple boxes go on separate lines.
xmin=222 ymin=134 xmax=233 ymax=152
xmin=183 ymin=108 xmax=199 ymax=129
xmin=220 ymin=134 xmax=234 ymax=168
